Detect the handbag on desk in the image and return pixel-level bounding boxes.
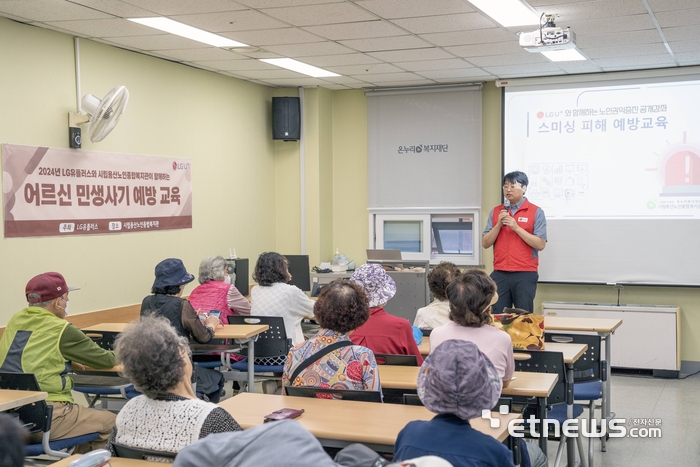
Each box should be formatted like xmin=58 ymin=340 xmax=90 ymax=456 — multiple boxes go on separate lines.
xmin=492 ymin=308 xmax=545 ymax=350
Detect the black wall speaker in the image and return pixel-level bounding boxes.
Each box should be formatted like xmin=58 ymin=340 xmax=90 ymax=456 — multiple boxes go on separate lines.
xmin=69 ymin=127 xmax=81 ymax=148
xmin=272 ymin=97 xmax=300 ymax=141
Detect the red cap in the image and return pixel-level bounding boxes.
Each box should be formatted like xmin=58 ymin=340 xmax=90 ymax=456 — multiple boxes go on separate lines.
xmin=25 ymin=272 xmax=80 ymax=303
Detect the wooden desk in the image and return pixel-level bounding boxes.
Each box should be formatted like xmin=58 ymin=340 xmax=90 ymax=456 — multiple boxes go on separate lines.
xmin=418 ymin=337 xmax=430 ymax=356
xmin=82 ymin=323 xmax=269 ymax=392
xmin=378 ymin=366 xmax=557 ymax=397
xmin=51 ymin=455 xmax=158 ymax=466
xmin=546 ymin=315 xmax=622 ymax=454
xmin=0 ymin=389 xmax=48 ymax=412
xmin=537 ymin=342 xmax=587 ymax=365
xmin=219 ymin=392 xmax=520 ymax=452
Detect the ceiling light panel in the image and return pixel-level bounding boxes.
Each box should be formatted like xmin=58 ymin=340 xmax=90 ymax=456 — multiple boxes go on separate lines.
xmin=128 ymin=17 xmax=248 ymax=47
xmin=260 ymin=58 xmax=340 ymax=77
xmin=468 ymin=0 xmax=540 ymax=27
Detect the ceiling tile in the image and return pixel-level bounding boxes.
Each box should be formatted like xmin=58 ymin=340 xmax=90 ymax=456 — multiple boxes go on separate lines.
xmin=528 ymin=0 xmax=599 ymax=5
xmin=44 ymin=18 xmax=155 ymax=38
xmin=351 ymin=72 xmax=426 ymax=82
xmin=654 ymin=8 xmax=700 ymax=28
xmin=260 ymin=3 xmax=377 ymax=26
xmin=415 ymin=68 xmax=488 ymax=79
xmin=259 ymin=77 xmax=328 ymax=86
xmin=676 ymin=51 xmax=700 ymax=61
xmin=660 ymin=25 xmax=700 ymax=41
xmin=592 ymin=53 xmax=675 ymax=67
xmin=172 ymin=10 xmax=288 ymax=32
xmin=191 ymin=58 xmax=277 ymax=71
xmin=0 ymin=0 xmax=111 ymax=21
xmin=156 ymin=47 xmax=249 ymax=61
xmin=468 ymin=53 xmax=549 ymax=67
xmin=303 ymin=20 xmax=405 ymax=40
xmin=668 ymin=39 xmax=700 ymax=53
xmin=325 ymin=63 xmax=403 ymax=75
xmin=355 ymin=0 xmax=475 ymax=19
xmin=555 ymin=62 xmax=603 ymax=73
xmin=368 ymin=47 xmax=454 ymax=62
xmin=391 ymin=13 xmax=498 ymax=35
xmin=68 ymin=0 xmax=157 ymax=17
xmin=221 ymin=27 xmax=322 ymax=46
xmin=339 ymin=35 xmax=431 ymax=53
xmin=420 ymin=29 xmax=515 ymax=47
xmin=396 ymin=58 xmax=475 ymax=72
xmin=264 ymin=41 xmax=355 ymax=57
xmin=483 ymin=63 xmax=562 ymax=75
xmin=647 ymin=0 xmax=700 ymax=13
xmin=320 ymin=75 xmax=370 ymax=85
xmin=301 ymin=53 xmax=382 ymax=67
xmin=601 ymin=63 xmax=675 ymax=72
xmin=433 ymin=75 xmax=496 ymax=83
xmin=319 ymin=84 xmax=353 ymax=90
xmin=106 ymin=33 xmax=208 ymax=50
xmin=551 ymin=0 xmax=648 ymax=23
xmin=584 ymin=43 xmax=669 ymax=59
xmin=236 ymin=0 xmax=345 ymax=6
xmin=228 ymin=48 xmax=283 ymax=59
xmin=364 ymin=79 xmax=437 ymax=87
xmin=575 ymin=29 xmax=662 ymax=48
xmin=117 ymin=0 xmax=248 ymax=15
xmin=565 ymin=15 xmax=656 ymax=35
xmin=445 ymin=41 xmax=524 ymax=58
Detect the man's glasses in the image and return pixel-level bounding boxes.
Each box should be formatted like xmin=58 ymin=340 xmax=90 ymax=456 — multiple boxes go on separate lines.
xmin=502 ymin=184 xmax=522 ymax=191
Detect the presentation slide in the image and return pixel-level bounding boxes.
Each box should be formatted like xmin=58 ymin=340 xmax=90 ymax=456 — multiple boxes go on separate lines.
xmin=505 ymin=79 xmax=700 ymax=219
xmin=504 ymin=75 xmax=700 ymax=286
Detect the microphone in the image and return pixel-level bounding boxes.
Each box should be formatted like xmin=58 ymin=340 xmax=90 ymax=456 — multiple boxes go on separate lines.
xmin=503 ymin=199 xmax=511 ymax=215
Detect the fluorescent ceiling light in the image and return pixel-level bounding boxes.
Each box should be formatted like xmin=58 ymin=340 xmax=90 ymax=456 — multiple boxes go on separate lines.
xmin=541 ymin=49 xmax=586 ymax=62
xmin=468 ymin=0 xmax=540 ymax=27
xmin=260 ymin=58 xmax=340 ymax=78
xmin=128 ymin=17 xmax=247 ymax=48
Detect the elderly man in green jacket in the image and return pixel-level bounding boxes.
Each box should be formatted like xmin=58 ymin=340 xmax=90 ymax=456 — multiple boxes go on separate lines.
xmin=0 ymin=272 xmax=117 ymax=451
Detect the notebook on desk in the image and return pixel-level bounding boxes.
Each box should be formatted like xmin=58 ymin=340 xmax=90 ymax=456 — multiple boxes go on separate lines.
xmin=366 ymin=249 xmax=402 ymax=261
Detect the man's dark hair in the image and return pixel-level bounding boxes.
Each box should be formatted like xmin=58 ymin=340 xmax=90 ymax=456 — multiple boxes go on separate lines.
xmin=313 ymin=279 xmax=370 ymax=334
xmin=503 ymin=171 xmax=528 ymax=187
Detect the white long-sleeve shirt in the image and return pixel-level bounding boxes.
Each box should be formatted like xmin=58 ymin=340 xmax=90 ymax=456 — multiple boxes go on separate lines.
xmin=250 ymin=283 xmax=315 ymax=346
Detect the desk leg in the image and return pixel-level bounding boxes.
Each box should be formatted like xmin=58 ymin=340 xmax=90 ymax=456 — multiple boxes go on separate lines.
xmin=537 ymin=396 xmax=547 ymax=457
xmin=247 ymin=338 xmax=255 ymax=393
xmin=566 ymin=364 xmax=576 ymax=467
xmin=600 ymin=332 xmax=611 ymax=452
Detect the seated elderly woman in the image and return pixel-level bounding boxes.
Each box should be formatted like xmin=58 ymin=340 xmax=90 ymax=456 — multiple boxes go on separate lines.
xmin=107 ymin=317 xmax=241 ymax=459
xmin=188 ymin=255 xmax=251 ymax=325
xmin=250 ymin=252 xmax=315 ymax=346
xmin=282 ymin=279 xmax=381 ymax=394
xmin=413 ymin=261 xmax=460 ymax=330
xmin=430 ymin=269 xmax=514 ymax=388
xmin=349 ymin=264 xmax=423 ymax=365
xmin=141 ymin=258 xmax=225 ymax=402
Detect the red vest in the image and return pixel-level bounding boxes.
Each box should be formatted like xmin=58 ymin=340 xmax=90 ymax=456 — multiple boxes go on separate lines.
xmin=188 ymin=280 xmax=233 ymax=325
xmin=491 ymin=199 xmax=539 ymax=272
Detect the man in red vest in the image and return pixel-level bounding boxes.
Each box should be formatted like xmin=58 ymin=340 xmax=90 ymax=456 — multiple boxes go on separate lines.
xmin=482 ymin=171 xmax=547 ymax=313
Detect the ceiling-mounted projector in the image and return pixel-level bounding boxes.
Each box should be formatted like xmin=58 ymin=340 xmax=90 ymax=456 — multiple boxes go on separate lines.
xmin=519 ymin=15 xmax=576 ymax=53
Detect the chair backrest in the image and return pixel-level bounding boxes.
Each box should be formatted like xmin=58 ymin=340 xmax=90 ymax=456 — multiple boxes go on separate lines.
xmin=494 ymin=396 xmax=513 ymax=413
xmin=403 ymin=393 xmax=423 ymax=406
xmin=0 ymin=372 xmax=49 ymax=435
xmin=512 ymin=350 xmax=566 ymax=405
xmin=83 ymin=331 xmax=120 ymax=351
xmin=374 ymin=354 xmax=418 ymax=366
xmin=227 ymin=316 xmax=292 ymax=360
xmin=545 ymin=333 xmax=603 ymax=382
xmin=285 ymin=386 xmax=382 ymax=403
xmin=421 ymin=328 xmax=432 ymax=337
xmin=112 ymin=441 xmax=177 ymax=461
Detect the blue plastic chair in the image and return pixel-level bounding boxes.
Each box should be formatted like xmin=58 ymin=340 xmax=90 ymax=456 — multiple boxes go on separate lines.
xmin=0 ymin=372 xmax=99 ymax=458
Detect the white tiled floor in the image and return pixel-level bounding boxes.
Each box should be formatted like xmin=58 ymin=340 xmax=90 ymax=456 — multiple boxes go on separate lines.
xmin=547 ymin=373 xmax=700 ymax=466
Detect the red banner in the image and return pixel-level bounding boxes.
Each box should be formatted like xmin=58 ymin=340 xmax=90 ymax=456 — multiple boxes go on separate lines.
xmin=2 ymin=144 xmax=193 ymax=238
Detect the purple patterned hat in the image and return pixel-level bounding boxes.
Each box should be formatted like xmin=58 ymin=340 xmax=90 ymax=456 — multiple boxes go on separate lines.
xmin=417 ymin=339 xmax=503 ymax=420
xmin=350 ymin=263 xmax=397 ymax=308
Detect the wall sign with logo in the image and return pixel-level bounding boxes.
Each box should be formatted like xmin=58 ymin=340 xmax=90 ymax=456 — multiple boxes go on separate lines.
xmin=2 ymin=143 xmax=193 ymax=238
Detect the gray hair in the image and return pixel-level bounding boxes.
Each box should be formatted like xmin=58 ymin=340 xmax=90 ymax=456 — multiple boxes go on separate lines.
xmin=114 ymin=317 xmax=191 ymax=399
xmin=27 ymin=293 xmax=52 ymax=309
xmin=198 ymin=256 xmax=227 ymax=284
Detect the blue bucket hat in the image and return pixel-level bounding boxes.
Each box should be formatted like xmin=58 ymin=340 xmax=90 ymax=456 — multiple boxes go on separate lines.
xmin=417 ymin=339 xmax=502 ymax=420
xmin=153 ymin=258 xmax=195 ymax=289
